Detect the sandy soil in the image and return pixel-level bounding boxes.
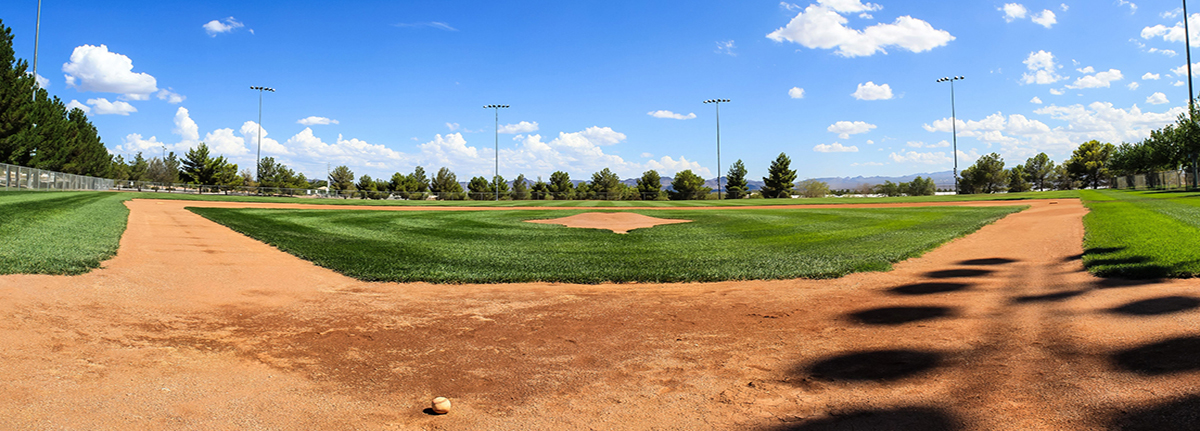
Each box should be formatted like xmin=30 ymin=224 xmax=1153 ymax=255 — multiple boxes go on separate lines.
xmin=525 ymin=212 xmax=692 ymax=234
xmin=2 ymin=198 xmax=1199 ymax=430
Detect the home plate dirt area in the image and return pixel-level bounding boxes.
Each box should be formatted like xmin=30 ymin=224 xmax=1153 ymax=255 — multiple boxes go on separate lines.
xmin=3 ymin=199 xmax=1200 ymax=430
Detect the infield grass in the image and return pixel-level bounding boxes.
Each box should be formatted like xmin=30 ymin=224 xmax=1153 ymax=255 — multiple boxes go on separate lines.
xmin=1081 ymin=189 xmax=1200 ymax=278
xmin=0 ymin=191 xmax=130 ymax=275
xmin=189 ymin=206 xmax=1025 ymax=283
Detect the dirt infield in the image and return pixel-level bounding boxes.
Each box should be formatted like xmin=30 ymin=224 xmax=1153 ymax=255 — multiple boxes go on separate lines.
xmin=3 ymin=198 xmax=1200 ymax=430
xmin=525 ymin=212 xmax=692 ymax=233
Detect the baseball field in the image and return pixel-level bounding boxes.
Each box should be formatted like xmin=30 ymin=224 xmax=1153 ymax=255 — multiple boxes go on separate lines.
xmin=2 ymin=190 xmax=1199 ymax=430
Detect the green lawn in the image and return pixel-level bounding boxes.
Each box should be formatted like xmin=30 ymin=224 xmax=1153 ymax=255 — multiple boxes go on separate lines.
xmin=123 ymin=189 xmax=1078 ymax=207
xmin=188 ymin=206 xmax=1025 ymax=284
xmin=0 ymin=191 xmax=130 ymax=275
xmin=1081 ymin=189 xmax=1200 ymax=278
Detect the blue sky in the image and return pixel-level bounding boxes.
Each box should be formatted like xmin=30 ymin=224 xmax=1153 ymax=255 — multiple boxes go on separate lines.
xmin=1 ymin=0 xmax=1194 ymax=182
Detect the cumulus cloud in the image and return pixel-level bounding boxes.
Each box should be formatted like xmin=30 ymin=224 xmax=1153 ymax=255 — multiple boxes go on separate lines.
xmin=203 ymin=17 xmax=245 ymax=36
xmin=851 ymin=81 xmax=893 ymax=100
xmin=788 ymin=87 xmax=806 ymax=98
xmin=62 ymin=44 xmax=158 ymax=99
xmin=814 ymin=142 xmax=859 ymax=152
xmin=1128 ymin=82 xmax=1140 ymax=90
xmin=172 ymin=107 xmax=200 ymax=145
xmin=86 ymin=98 xmax=137 ymax=115
xmin=907 ymin=140 xmax=949 ymax=148
xmin=1143 ymin=72 xmax=1161 ymax=80
xmin=816 ymin=0 xmax=881 ymax=13
xmin=766 ymin=3 xmax=954 ymax=57
xmin=1065 ymin=68 xmax=1123 ymax=89
xmin=65 ymin=99 xmax=90 ymax=113
xmin=497 ymin=121 xmax=540 ymax=134
xmin=827 ymin=120 xmax=877 ymax=139
xmin=33 ymin=73 xmax=48 ymax=88
xmin=1050 ymin=88 xmax=1065 ymax=95
xmin=1031 ymin=10 xmax=1056 ymax=28
xmin=888 ymin=150 xmax=951 ymax=164
xmin=1030 ymin=96 xmax=1043 ymax=104
xmin=1000 ymin=3 xmax=1027 ymax=21
xmin=1171 ymin=61 xmax=1200 ymax=76
xmin=1021 ymin=50 xmax=1066 ymax=85
xmin=1147 ymin=92 xmax=1169 ymax=104
xmin=203 ymin=128 xmax=249 ymax=157
xmin=648 ymin=110 xmax=697 ymax=120
xmin=297 ymin=116 xmax=340 ymax=126
xmin=241 ymin=121 xmax=288 ymax=155
xmin=155 ymin=88 xmax=185 ymax=104
xmin=1143 ymin=14 xmax=1200 ymax=46
xmin=645 ymin=156 xmax=708 ymax=177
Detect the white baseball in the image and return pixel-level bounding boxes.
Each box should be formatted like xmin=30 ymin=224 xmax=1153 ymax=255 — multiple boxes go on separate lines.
xmin=431 ymin=397 xmax=452 ymax=414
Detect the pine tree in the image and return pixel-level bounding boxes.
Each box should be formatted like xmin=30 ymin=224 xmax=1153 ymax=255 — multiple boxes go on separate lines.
xmin=512 ymin=173 xmax=529 ymax=200
xmin=0 ymin=20 xmax=35 ymax=165
xmin=667 ymin=169 xmax=710 ymax=200
xmin=637 ymin=170 xmax=662 ymax=200
xmin=761 ymin=152 xmax=797 ymax=198
xmin=725 ymin=160 xmax=748 ymax=199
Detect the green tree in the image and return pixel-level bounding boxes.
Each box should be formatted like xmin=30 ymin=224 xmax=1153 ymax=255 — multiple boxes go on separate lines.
xmin=356 ymin=174 xmax=377 ymax=199
xmin=329 ymin=165 xmax=355 ymax=196
xmin=548 ymin=171 xmax=574 ymax=200
xmin=128 ymin=152 xmax=148 ymax=182
xmin=795 ymin=179 xmax=830 ymax=198
xmin=512 ymin=173 xmax=529 ymax=200
xmin=903 ymin=176 xmax=936 ymax=196
xmin=431 ymin=167 xmax=463 ymax=199
xmin=181 ymin=142 xmax=228 ymax=186
xmin=589 ymin=167 xmax=621 ymax=200
xmin=667 ymin=169 xmax=711 ymax=200
xmin=0 ymin=20 xmax=37 ymax=166
xmin=637 ymin=170 xmax=663 ymax=200
xmin=1008 ymin=164 xmax=1032 ymax=193
xmin=1065 ymin=140 xmax=1116 ymax=189
xmin=531 ymin=176 xmax=550 ymax=200
xmin=1025 ymin=153 xmax=1055 ymax=191
xmin=959 ymin=153 xmax=1009 ymax=194
xmin=109 ymin=155 xmax=130 ymax=181
xmin=411 ymin=166 xmax=429 ymax=192
xmin=487 ymin=175 xmax=510 ymax=199
xmin=761 ymin=152 xmax=797 ymax=198
xmin=874 ymin=181 xmax=902 ymax=197
xmin=467 ymin=175 xmax=490 ymax=199
xmin=725 ymin=159 xmax=748 ymax=199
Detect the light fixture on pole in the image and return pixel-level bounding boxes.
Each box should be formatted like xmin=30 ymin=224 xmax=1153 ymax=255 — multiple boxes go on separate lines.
xmin=31 ymin=0 xmax=41 ymax=102
xmin=250 ymin=86 xmax=275 ymax=186
xmin=703 ymin=98 xmax=730 ymax=199
xmin=936 ymin=76 xmax=964 ymax=194
xmin=484 ymin=104 xmax=509 ymax=201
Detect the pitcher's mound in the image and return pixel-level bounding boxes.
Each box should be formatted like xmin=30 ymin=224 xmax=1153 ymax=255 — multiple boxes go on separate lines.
xmin=526 ymin=212 xmax=692 ymax=234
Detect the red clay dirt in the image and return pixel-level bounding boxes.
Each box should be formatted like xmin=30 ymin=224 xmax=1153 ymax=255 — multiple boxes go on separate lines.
xmin=2 ymin=198 xmax=1199 ymax=430
xmin=525 ymin=212 xmax=692 ymax=234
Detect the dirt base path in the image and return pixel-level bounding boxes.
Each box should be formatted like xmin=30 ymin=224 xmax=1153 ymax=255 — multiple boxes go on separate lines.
xmin=3 ymin=198 xmax=1200 ymax=430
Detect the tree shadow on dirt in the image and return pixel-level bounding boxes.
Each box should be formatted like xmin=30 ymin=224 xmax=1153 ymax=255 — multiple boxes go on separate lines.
xmin=1109 ymin=394 xmax=1200 ymax=431
xmin=847 ymin=306 xmax=956 ymax=325
xmin=1011 ymin=289 xmax=1089 ymax=304
xmin=958 ymin=258 xmax=1018 ymax=266
xmin=1093 ymin=277 xmax=1164 ymax=289
xmin=1112 ymin=336 xmax=1200 ymax=375
xmin=888 ymin=282 xmax=972 ymax=295
xmin=766 ymin=406 xmax=963 ymax=431
xmin=924 ymin=269 xmax=994 ymax=278
xmin=804 ymin=349 xmax=943 ymax=382
xmin=1108 ymin=296 xmax=1200 ymax=316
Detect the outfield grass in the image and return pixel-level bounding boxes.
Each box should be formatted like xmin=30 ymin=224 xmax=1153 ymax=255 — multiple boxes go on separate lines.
xmin=126 ymin=189 xmax=1078 ymax=207
xmin=0 ymin=191 xmax=130 ymax=275
xmin=189 ymin=206 xmax=1025 ymax=284
xmin=1081 ymin=189 xmax=1200 ymax=278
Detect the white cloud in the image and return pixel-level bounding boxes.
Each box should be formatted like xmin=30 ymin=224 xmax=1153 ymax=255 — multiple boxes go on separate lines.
xmin=851 ymin=81 xmax=893 ymax=100
xmin=284 ymin=129 xmax=404 ymax=170
xmin=1061 ymin=3 xmax=1068 ymax=12
xmin=297 ymin=116 xmax=339 ymax=126
xmin=172 ymin=107 xmax=200 ymax=145
xmin=641 ymin=152 xmax=654 ymax=158
xmin=1148 ymin=48 xmax=1178 ymax=56
xmin=155 ymin=88 xmax=185 ymax=104
xmin=446 ymin=122 xmax=460 ymax=131
xmin=85 ymin=98 xmax=137 ymax=115
xmin=1143 ymin=72 xmax=1161 ymax=80
xmin=716 ymin=40 xmax=736 ymax=56
xmin=33 ymin=73 xmax=48 ymax=88
xmin=1031 ymin=10 xmax=1057 ymax=28
xmin=888 ymin=151 xmax=951 ymax=164
xmin=1065 ymin=69 xmax=1123 ymax=89
xmin=65 ymin=99 xmax=90 ymax=114
xmin=120 ymin=133 xmax=164 ymax=154
xmin=1128 ymin=82 xmax=1140 ymax=90
xmin=203 ymin=17 xmax=245 ymax=36
xmin=817 ymin=0 xmax=881 ymax=13
xmin=1030 ymin=96 xmax=1043 ymax=104
xmin=647 ymin=110 xmax=697 ymax=120
xmin=814 ymin=142 xmax=859 ymax=152
xmin=645 ymin=156 xmax=709 ymax=177
xmin=393 ymin=22 xmax=458 ymax=31
xmin=240 ymin=121 xmax=288 ymax=155
xmin=1176 ymin=80 xmax=1187 ymax=86
xmin=788 ymin=87 xmax=806 ymax=99
xmin=1142 ymin=13 xmax=1200 ymax=46
xmin=203 ymin=128 xmax=249 ymax=157
xmin=907 ymin=140 xmax=949 ymax=148
xmin=827 ymin=120 xmax=877 ymax=139
xmin=497 ymin=121 xmax=540 ymax=134
xmin=1077 ymin=66 xmax=1095 ymax=74
xmin=1117 ymin=0 xmax=1136 ymax=13
xmin=1021 ymin=50 xmax=1066 ymax=84
xmin=1050 ymin=88 xmax=1065 ymax=95
xmin=1000 ymin=3 xmax=1027 ymax=22
xmin=1171 ymin=61 xmax=1200 ymax=76
xmin=766 ymin=4 xmax=954 ymax=57
xmin=1147 ymin=92 xmax=1169 ymax=104
xmin=62 ymin=44 xmax=158 ymax=100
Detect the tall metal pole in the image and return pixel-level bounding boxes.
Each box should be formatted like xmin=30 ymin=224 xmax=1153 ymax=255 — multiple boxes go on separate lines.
xmin=31 ymin=0 xmax=41 ymax=102
xmin=937 ymin=76 xmax=964 ymax=194
xmin=704 ymin=99 xmax=730 ymax=199
xmin=483 ymin=104 xmax=508 ymax=201
xmin=1186 ymin=0 xmax=1198 ymax=188
xmin=250 ymin=86 xmax=274 ymax=185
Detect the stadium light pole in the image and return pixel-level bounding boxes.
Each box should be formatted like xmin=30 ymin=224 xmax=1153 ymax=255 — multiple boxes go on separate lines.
xmin=936 ymin=76 xmax=964 ymax=194
xmin=31 ymin=0 xmax=41 ymax=101
xmin=1185 ymin=0 xmax=1197 ymax=188
xmin=704 ymin=99 xmax=730 ymax=199
xmin=250 ymin=86 xmax=275 ymax=185
xmin=484 ymin=104 xmax=509 ymax=201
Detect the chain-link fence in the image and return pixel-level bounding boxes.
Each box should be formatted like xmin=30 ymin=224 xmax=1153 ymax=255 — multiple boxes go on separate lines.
xmin=1113 ymin=170 xmax=1195 ymax=190
xmin=1 ymin=163 xmax=115 ymax=191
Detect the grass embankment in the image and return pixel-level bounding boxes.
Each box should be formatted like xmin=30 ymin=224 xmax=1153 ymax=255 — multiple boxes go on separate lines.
xmin=189 ymin=206 xmax=1024 ymax=284
xmin=0 ymin=191 xmax=130 ymax=275
xmin=128 ymin=189 xmax=1078 ymax=207
xmin=1081 ymin=189 xmax=1200 ymax=278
